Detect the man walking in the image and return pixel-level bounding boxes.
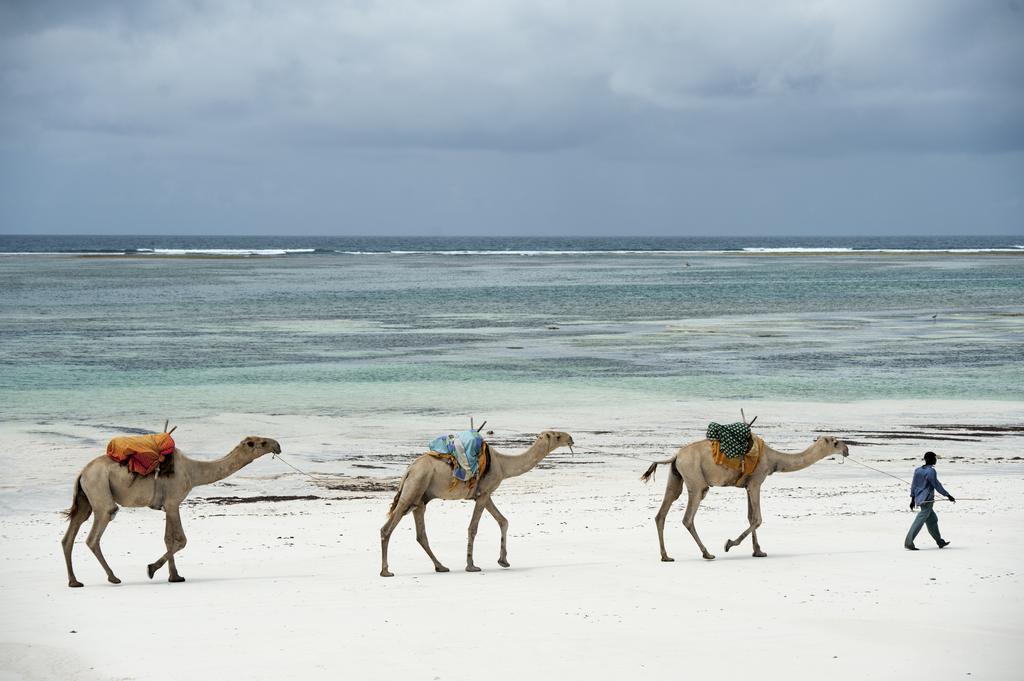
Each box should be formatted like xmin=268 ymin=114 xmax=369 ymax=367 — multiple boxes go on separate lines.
xmin=905 ymin=451 xmax=954 ymax=550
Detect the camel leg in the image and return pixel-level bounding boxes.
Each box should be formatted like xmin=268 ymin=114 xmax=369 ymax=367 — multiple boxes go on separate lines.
xmin=486 ymin=499 xmax=510 ymax=567
xmin=682 ymin=486 xmax=715 ymax=560
xmin=379 ymin=501 xmax=411 ymax=577
xmin=61 ymin=496 xmax=93 ymax=588
xmin=85 ymin=509 xmax=121 ymax=584
xmin=413 ymin=504 xmax=449 ymax=573
xmin=750 ymin=487 xmax=766 ymax=557
xmin=147 ymin=507 xmax=187 ymax=582
xmin=465 ymin=497 xmax=488 ymax=572
xmin=724 ymin=486 xmax=765 ymax=556
xmin=654 ymin=471 xmax=684 ymax=562
xmin=751 ymin=528 xmax=764 ymax=557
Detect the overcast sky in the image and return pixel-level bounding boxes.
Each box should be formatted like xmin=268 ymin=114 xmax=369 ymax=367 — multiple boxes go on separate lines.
xmin=1 ymin=0 xmax=1022 ymax=236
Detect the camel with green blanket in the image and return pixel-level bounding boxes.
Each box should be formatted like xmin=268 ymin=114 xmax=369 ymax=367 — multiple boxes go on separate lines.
xmin=641 ymin=429 xmax=849 ymax=560
xmin=380 ymin=430 xmax=575 ymax=577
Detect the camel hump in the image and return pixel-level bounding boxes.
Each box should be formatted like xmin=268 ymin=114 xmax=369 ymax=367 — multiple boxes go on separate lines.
xmin=705 ymin=422 xmax=752 ymax=459
xmin=106 ymin=432 xmax=176 ymax=476
xmin=428 ymin=430 xmax=486 ymax=481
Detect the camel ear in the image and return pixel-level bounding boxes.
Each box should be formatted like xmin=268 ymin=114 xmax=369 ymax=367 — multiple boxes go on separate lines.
xmin=245 ymin=440 xmax=255 ymax=448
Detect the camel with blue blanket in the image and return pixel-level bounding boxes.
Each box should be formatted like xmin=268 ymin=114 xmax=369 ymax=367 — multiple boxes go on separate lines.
xmin=380 ymin=430 xmax=574 ymax=577
xmin=641 ymin=423 xmax=849 ymax=561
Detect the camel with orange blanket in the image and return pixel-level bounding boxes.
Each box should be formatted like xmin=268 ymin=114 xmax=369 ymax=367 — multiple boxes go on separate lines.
xmin=61 ymin=433 xmax=281 ymax=587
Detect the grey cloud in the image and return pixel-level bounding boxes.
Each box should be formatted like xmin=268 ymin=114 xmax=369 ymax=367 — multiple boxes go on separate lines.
xmin=3 ymin=1 xmax=1020 ymax=154
xmin=0 ymin=1 xmax=1021 ymax=235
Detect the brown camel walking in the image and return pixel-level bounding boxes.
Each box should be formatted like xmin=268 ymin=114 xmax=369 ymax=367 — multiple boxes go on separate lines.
xmin=380 ymin=430 xmax=574 ymax=577
xmin=61 ymin=436 xmax=281 ymax=587
xmin=642 ymin=434 xmax=849 ymax=560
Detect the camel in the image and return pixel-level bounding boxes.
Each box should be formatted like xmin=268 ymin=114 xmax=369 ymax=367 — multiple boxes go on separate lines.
xmin=61 ymin=435 xmax=281 ymax=587
xmin=380 ymin=430 xmax=574 ymax=577
xmin=641 ymin=434 xmax=849 ymax=560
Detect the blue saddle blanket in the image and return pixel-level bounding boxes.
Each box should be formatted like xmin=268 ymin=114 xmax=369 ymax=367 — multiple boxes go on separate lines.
xmin=429 ymin=430 xmax=485 ymax=481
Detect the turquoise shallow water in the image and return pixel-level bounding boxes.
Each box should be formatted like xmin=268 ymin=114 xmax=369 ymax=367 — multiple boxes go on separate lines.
xmin=1 ymin=236 xmax=1022 ymax=421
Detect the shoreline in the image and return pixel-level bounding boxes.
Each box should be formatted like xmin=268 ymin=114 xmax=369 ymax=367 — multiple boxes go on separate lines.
xmin=3 ymin=398 xmax=1021 ymax=512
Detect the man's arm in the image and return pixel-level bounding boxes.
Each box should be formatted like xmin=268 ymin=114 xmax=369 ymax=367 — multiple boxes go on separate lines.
xmin=929 ymin=468 xmax=952 ymax=499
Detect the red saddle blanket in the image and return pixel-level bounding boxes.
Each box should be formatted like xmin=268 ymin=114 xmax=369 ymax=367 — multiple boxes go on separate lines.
xmin=106 ymin=433 xmax=176 ymax=476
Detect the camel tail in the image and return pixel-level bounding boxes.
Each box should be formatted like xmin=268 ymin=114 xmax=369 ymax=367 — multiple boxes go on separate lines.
xmin=62 ymin=475 xmax=87 ymax=520
xmin=387 ymin=470 xmax=409 ymax=515
xmin=640 ymin=457 xmax=677 ymax=484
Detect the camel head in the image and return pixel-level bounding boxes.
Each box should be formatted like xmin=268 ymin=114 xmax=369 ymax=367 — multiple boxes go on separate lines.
xmin=234 ymin=436 xmax=282 ymax=460
xmin=815 ymin=435 xmax=849 ymax=459
xmin=539 ymin=430 xmax=575 ymax=454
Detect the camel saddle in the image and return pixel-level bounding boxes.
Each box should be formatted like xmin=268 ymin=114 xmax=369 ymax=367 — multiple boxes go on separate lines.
xmin=706 ymin=422 xmax=764 ymax=485
xmin=106 ymin=432 xmax=175 ymax=477
xmin=427 ymin=430 xmax=491 ymax=488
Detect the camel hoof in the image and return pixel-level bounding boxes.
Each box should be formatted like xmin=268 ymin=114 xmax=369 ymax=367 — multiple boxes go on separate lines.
xmin=69 ymin=580 xmax=83 ymax=588
xmin=147 ymin=563 xmax=159 ymax=579
xmin=724 ymin=540 xmax=734 ymax=553
xmin=435 ymin=566 xmax=450 ymax=573
xmin=753 ymin=551 xmax=767 ymax=558
xmin=380 ymin=570 xmax=394 ymax=578
xmin=498 ymin=559 xmax=510 ymax=568
xmin=466 ymin=565 xmax=482 ymax=573
xmin=168 ymin=575 xmax=185 ymax=583
xmin=661 ymin=556 xmax=675 ymax=562
xmin=107 ymin=576 xmax=121 ymax=584
xmin=702 ymin=553 xmax=716 ymax=560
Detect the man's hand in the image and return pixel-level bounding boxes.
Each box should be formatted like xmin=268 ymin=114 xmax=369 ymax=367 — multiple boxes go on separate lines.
xmin=910 ymin=500 xmax=915 ymax=510
xmin=948 ymin=496 xmax=956 ymax=503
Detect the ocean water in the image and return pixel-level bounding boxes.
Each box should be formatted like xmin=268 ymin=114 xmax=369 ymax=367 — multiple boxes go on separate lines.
xmin=1 ymin=235 xmax=1022 ymax=423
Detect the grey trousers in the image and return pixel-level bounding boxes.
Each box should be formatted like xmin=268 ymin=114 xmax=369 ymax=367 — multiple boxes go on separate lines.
xmin=905 ymin=502 xmax=942 ymax=547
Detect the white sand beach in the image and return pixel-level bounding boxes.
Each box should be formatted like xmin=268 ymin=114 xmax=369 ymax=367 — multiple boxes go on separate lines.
xmin=1 ymin=400 xmax=1021 ymax=680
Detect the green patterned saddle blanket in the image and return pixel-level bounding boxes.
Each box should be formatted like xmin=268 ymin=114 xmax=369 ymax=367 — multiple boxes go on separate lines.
xmin=705 ymin=422 xmax=753 ymax=458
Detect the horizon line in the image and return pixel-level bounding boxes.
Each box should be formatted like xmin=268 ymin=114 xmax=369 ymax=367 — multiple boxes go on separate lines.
xmin=1 ymin=233 xmax=1018 ymax=240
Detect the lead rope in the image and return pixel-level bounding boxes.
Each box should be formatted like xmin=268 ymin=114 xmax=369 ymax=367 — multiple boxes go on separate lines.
xmin=842 ymin=455 xmax=911 ymax=485
xmin=272 ymin=453 xmax=325 ymax=482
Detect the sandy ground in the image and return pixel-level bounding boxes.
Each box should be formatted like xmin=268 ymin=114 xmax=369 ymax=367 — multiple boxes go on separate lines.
xmin=1 ymin=401 xmax=1022 ymax=680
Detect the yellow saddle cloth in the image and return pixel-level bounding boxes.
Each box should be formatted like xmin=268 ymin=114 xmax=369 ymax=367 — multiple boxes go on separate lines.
xmin=106 ymin=432 xmax=176 ymax=476
xmin=711 ymin=434 xmax=765 ymax=481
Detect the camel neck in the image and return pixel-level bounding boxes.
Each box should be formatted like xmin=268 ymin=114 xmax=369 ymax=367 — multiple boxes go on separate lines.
xmin=184 ymin=450 xmax=255 ymax=487
xmin=765 ymin=443 xmax=831 ymax=474
xmin=493 ymin=439 xmax=552 ymax=478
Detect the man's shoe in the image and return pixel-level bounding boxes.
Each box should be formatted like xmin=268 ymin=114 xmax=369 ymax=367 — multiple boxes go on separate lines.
xmin=905 ymin=544 xmax=919 ymax=551
xmin=937 ymin=540 xmax=950 ymax=549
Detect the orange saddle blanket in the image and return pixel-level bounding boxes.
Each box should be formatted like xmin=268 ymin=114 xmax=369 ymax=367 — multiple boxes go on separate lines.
xmin=106 ymin=433 xmax=176 ymax=476
xmin=710 ymin=434 xmax=765 ymax=481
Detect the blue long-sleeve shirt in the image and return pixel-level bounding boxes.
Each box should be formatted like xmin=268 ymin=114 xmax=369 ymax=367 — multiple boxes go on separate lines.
xmin=910 ymin=465 xmax=951 ymax=505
